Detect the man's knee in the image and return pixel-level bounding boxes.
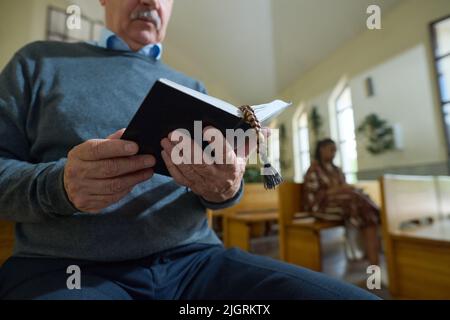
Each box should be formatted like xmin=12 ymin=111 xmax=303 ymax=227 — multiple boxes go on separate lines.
xmin=214 ymin=248 xmax=380 ymax=300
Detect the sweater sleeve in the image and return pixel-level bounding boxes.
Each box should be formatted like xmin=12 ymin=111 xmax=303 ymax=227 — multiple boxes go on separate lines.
xmin=198 ymin=180 xmax=244 ymax=210
xmin=0 ymin=52 xmax=78 ymax=223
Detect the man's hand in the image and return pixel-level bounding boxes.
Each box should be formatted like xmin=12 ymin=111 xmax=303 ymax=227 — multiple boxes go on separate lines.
xmin=63 ymin=129 xmax=156 ymax=213
xmin=160 ymin=126 xmax=261 ymax=203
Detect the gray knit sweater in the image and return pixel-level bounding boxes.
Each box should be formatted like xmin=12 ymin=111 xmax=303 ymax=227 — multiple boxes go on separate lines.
xmin=0 ymin=41 xmax=242 ymax=261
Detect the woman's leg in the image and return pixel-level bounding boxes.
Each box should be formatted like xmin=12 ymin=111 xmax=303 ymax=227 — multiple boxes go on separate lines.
xmin=331 ymin=191 xmax=381 ymax=265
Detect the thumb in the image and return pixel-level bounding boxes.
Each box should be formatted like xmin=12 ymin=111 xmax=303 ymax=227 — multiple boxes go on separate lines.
xmin=107 ymin=128 xmax=126 ymax=140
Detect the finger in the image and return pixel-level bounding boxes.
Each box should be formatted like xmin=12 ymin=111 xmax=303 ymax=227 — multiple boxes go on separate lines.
xmin=86 ymin=168 xmax=154 ymax=195
xmin=161 ymin=135 xmax=193 ymax=167
xmin=203 ymin=126 xmax=235 ymax=165
xmin=74 ymin=139 xmax=139 ymax=161
xmin=84 ymin=154 xmax=156 ymax=179
xmin=161 ymin=150 xmax=191 ymax=187
xmin=164 ymin=134 xmax=215 ymax=178
xmin=202 ymin=127 xmax=240 ymax=182
xmin=161 ymin=137 xmax=177 ymax=158
xmin=107 ymin=128 xmax=126 ymax=140
xmin=203 ymin=126 xmax=224 ymax=164
xmin=167 ymin=130 xmax=204 ymax=165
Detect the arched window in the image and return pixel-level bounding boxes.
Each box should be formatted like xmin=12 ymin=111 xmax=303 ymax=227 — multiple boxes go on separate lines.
xmin=293 ymin=109 xmax=311 ymax=182
xmin=431 ymin=16 xmax=450 ymax=155
xmin=298 ymin=113 xmax=311 ymax=177
xmin=334 ymin=87 xmax=358 ymax=183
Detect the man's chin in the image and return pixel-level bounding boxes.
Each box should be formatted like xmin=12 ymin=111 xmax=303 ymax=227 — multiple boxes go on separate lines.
xmin=129 ymin=31 xmax=160 ymax=47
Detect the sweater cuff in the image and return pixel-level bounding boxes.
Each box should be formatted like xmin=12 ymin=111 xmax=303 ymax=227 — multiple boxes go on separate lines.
xmin=45 ymin=158 xmax=79 ymax=217
xmin=199 ymin=180 xmax=244 ymax=210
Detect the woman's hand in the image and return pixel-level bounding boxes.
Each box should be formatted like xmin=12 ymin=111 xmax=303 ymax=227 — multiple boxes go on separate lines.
xmin=341 ymin=184 xmax=356 ymax=192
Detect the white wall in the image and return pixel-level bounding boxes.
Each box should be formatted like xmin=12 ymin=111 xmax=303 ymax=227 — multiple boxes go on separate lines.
xmin=276 ymin=0 xmax=450 ymax=180
xmin=291 ymin=45 xmax=445 ymax=178
xmin=0 ymin=0 xmax=102 ymax=69
xmin=350 ymin=44 xmax=446 ymax=171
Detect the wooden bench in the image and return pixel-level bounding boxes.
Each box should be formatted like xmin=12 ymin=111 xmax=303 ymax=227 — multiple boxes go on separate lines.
xmin=436 ymin=175 xmax=450 ymax=218
xmin=0 ymin=221 xmax=14 ymax=266
xmin=226 ymin=211 xmax=279 ymax=251
xmin=278 ymin=181 xmax=380 ymax=271
xmin=380 ymin=174 xmax=450 ymax=299
xmin=207 ymin=183 xmax=279 ymax=251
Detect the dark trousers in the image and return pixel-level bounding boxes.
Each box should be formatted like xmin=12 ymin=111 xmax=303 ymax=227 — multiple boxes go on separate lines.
xmin=0 ymin=244 xmax=379 ymax=300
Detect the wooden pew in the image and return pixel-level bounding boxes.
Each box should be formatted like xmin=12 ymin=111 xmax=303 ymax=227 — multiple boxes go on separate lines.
xmin=226 ymin=212 xmax=278 ymax=251
xmin=278 ymin=180 xmax=380 ymax=271
xmin=380 ymin=175 xmax=450 ymax=299
xmin=0 ymin=221 xmax=14 ymax=266
xmin=278 ymin=182 xmax=342 ymax=271
xmin=436 ymin=175 xmax=450 ymax=218
xmin=208 ymin=183 xmax=279 ymax=251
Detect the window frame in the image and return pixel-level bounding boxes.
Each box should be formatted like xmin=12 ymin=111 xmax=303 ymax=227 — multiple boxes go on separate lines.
xmin=297 ymin=112 xmax=311 ymax=178
xmin=333 ymin=86 xmax=358 ymax=183
xmin=430 ymin=15 xmax=450 ymax=162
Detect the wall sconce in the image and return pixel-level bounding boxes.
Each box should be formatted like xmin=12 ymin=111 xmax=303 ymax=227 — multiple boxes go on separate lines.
xmin=365 ymin=77 xmax=375 ymax=97
xmin=393 ymin=123 xmax=404 ymax=150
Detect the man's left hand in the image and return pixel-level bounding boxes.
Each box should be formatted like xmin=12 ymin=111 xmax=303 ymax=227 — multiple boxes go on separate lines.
xmin=160 ymin=126 xmax=255 ymax=203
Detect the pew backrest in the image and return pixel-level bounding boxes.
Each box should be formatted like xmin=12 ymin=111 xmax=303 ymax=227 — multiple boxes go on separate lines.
xmin=381 ymin=175 xmax=440 ymax=233
xmin=435 ymin=176 xmax=450 ymax=218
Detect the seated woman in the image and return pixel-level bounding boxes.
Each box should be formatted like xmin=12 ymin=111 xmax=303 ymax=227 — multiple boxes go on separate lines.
xmin=303 ymin=138 xmax=380 ymax=265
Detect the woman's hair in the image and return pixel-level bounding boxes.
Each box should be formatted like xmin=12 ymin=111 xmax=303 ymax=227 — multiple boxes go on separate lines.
xmin=314 ymin=138 xmax=336 ymax=167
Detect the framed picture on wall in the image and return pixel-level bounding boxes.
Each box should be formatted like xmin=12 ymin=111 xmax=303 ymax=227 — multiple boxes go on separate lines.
xmin=46 ymin=6 xmax=103 ymax=43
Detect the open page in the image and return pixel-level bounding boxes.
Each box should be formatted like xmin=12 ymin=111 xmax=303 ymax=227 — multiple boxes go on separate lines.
xmin=159 ymin=78 xmax=291 ymax=123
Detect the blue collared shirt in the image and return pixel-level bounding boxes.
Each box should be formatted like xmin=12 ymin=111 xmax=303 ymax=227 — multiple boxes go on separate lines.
xmin=95 ymin=28 xmax=163 ymax=60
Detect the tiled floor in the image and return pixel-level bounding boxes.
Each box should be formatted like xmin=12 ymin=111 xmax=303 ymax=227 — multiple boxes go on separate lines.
xmin=250 ymin=227 xmax=391 ymax=299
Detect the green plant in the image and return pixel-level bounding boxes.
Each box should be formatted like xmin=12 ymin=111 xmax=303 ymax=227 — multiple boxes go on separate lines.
xmin=357 ymin=113 xmax=395 ymax=155
xmin=243 ymin=166 xmax=264 ymax=183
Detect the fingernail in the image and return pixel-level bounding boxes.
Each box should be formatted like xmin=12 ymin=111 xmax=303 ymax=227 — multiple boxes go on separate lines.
xmin=125 ymin=143 xmax=138 ymax=153
xmin=144 ymin=157 xmax=154 ymax=167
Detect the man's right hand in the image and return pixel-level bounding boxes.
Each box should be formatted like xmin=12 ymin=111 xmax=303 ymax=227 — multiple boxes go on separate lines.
xmin=63 ymin=129 xmax=155 ymax=214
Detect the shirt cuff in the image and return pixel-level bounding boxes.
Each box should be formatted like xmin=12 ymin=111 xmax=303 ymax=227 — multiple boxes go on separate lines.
xmin=199 ymin=180 xmax=244 ymax=210
xmin=45 ymin=158 xmax=79 ymax=217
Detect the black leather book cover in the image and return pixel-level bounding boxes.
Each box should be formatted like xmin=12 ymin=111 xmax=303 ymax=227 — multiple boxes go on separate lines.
xmin=122 ymin=80 xmax=251 ymax=176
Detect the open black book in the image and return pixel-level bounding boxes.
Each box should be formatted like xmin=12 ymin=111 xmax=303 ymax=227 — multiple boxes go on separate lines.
xmin=122 ymin=78 xmax=291 ymax=176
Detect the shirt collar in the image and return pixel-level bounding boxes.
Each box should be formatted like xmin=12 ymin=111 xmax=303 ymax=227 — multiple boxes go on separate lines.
xmin=96 ymin=28 xmax=162 ymax=60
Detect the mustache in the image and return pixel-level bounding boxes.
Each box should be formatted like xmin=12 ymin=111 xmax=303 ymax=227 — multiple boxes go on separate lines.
xmin=130 ymin=9 xmax=162 ymax=30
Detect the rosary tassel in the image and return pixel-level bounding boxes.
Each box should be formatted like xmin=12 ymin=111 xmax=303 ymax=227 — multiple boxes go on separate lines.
xmin=239 ymin=105 xmax=283 ymax=190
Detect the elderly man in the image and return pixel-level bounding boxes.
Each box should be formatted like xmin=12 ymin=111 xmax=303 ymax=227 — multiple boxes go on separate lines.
xmin=0 ymin=0 xmax=377 ymax=300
